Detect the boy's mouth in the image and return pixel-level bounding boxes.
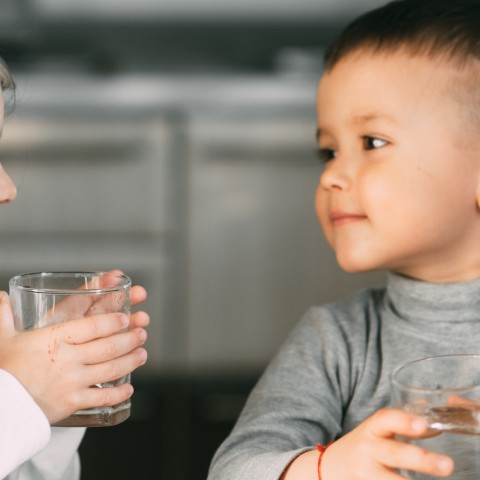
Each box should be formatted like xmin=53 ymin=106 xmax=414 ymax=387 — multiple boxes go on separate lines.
xmin=329 ymin=211 xmax=367 ymax=227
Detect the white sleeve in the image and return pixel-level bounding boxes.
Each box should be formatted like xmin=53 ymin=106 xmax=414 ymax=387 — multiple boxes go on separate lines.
xmin=5 ymin=427 xmax=86 ymax=480
xmin=0 ymin=369 xmax=51 ymax=479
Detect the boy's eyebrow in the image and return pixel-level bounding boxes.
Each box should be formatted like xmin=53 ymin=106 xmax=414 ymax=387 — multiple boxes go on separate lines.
xmin=352 ymin=112 xmax=397 ymax=125
xmin=315 ymin=127 xmax=333 ymax=141
xmin=316 ymin=112 xmax=397 ymax=139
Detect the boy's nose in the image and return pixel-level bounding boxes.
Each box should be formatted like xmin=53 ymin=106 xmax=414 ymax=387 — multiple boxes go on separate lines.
xmin=0 ymin=163 xmax=17 ymax=203
xmin=319 ymin=159 xmax=352 ymax=191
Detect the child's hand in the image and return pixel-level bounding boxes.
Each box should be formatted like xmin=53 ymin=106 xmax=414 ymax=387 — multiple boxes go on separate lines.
xmin=321 ymin=408 xmax=454 ymax=479
xmin=41 ymin=269 xmax=148 ymax=323
xmin=0 ymin=291 xmax=148 ymax=424
xmin=130 ymin=282 xmax=149 ymax=329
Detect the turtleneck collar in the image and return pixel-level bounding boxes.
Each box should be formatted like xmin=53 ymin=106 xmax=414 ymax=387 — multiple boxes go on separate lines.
xmin=384 ymin=271 xmax=480 ymax=323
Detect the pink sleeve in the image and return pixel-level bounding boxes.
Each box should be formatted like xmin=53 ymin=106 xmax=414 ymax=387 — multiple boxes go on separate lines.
xmin=0 ymin=369 xmax=50 ymax=478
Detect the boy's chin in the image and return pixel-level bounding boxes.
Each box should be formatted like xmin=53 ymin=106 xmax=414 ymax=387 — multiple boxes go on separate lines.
xmin=335 ymin=253 xmax=382 ymax=274
xmin=338 ymin=264 xmax=373 ymax=274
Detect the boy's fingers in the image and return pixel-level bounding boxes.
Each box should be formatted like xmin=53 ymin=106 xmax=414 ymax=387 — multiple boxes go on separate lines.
xmin=0 ymin=291 xmax=16 ymax=337
xmin=59 ymin=313 xmax=130 ymax=344
xmin=378 ymin=439 xmax=454 ymax=477
xmin=366 ymin=409 xmax=454 ymax=478
xmin=368 ymin=408 xmax=429 ymax=438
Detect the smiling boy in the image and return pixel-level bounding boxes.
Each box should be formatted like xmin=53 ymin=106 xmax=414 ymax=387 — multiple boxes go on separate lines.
xmin=208 ymin=1 xmax=480 ymax=479
xmin=316 ymin=52 xmax=480 ymax=282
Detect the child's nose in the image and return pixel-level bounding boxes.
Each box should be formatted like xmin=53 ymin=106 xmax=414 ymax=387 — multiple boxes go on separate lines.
xmin=319 ymin=158 xmax=352 ymax=191
xmin=0 ymin=163 xmax=17 ymax=203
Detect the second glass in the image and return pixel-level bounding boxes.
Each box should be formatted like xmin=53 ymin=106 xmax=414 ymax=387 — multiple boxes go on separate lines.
xmin=391 ymin=354 xmax=480 ymax=480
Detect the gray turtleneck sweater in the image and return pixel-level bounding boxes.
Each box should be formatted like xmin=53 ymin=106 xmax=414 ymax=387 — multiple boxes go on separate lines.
xmin=207 ymin=272 xmax=480 ymax=480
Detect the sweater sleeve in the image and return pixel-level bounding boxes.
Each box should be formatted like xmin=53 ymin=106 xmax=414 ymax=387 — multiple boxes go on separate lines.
xmin=208 ymin=307 xmax=352 ymax=480
xmin=0 ymin=369 xmax=50 ymax=479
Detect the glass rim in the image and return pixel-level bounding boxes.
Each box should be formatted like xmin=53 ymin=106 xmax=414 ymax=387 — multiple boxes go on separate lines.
xmin=9 ymin=271 xmax=131 ymax=294
xmin=390 ymin=354 xmax=480 ymax=395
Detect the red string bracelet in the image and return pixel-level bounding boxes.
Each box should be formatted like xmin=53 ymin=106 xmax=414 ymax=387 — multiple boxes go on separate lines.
xmin=316 ymin=442 xmax=333 ymax=480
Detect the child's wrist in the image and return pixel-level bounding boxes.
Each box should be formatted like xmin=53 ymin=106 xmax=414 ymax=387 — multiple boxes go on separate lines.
xmin=316 ymin=442 xmax=334 ymax=480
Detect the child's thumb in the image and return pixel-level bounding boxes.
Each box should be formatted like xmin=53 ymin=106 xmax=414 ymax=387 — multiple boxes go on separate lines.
xmin=0 ymin=291 xmax=16 ymax=337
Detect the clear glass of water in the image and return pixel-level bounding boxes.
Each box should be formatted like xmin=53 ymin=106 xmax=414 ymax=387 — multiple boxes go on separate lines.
xmin=9 ymin=271 xmax=132 ymax=427
xmin=391 ymin=354 xmax=480 ymax=479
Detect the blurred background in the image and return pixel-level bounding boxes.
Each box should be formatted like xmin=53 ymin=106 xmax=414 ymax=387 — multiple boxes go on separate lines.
xmin=0 ymin=0 xmax=388 ymax=478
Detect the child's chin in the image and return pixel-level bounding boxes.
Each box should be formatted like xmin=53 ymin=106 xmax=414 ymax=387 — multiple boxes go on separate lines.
xmin=336 ymin=254 xmax=379 ymax=274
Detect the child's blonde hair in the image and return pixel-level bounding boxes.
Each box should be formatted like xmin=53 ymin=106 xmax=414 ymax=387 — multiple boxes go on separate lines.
xmin=0 ymin=58 xmax=14 ymax=92
xmin=0 ymin=58 xmax=15 ymax=114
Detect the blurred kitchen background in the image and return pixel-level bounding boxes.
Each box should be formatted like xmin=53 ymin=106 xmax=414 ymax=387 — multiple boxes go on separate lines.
xmin=0 ymin=0 xmax=388 ymax=478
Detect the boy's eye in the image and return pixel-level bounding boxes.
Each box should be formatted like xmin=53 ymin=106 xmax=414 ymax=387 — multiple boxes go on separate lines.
xmin=363 ymin=136 xmax=388 ymax=150
xmin=316 ymin=148 xmax=337 ymax=163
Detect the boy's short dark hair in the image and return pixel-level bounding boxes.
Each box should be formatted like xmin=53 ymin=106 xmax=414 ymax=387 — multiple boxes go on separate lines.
xmin=324 ymin=0 xmax=480 ymax=71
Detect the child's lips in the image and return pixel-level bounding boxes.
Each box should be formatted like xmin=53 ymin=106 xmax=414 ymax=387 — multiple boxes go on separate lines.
xmin=329 ymin=211 xmax=368 ymax=226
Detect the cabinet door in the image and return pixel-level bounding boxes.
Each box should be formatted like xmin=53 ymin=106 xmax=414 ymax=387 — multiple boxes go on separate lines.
xmin=0 ymin=112 xmax=176 ymax=233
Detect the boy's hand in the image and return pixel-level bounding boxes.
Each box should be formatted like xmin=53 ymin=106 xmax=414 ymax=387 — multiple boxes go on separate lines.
xmin=321 ymin=408 xmax=454 ymax=479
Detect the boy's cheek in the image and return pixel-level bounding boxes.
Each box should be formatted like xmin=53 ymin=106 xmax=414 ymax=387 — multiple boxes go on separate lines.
xmin=314 ymin=192 xmax=332 ymax=238
xmin=317 ymin=214 xmax=335 ymax=250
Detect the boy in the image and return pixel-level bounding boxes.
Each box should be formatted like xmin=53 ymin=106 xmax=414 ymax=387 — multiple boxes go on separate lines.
xmin=208 ymin=0 xmax=480 ymax=478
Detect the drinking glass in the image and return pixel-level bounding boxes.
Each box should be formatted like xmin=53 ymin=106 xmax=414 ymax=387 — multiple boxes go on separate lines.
xmin=391 ymin=354 xmax=480 ymax=479
xmin=9 ymin=271 xmax=132 ymax=427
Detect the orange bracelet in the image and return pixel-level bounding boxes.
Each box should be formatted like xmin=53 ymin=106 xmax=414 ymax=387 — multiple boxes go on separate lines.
xmin=316 ymin=442 xmax=333 ymax=480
